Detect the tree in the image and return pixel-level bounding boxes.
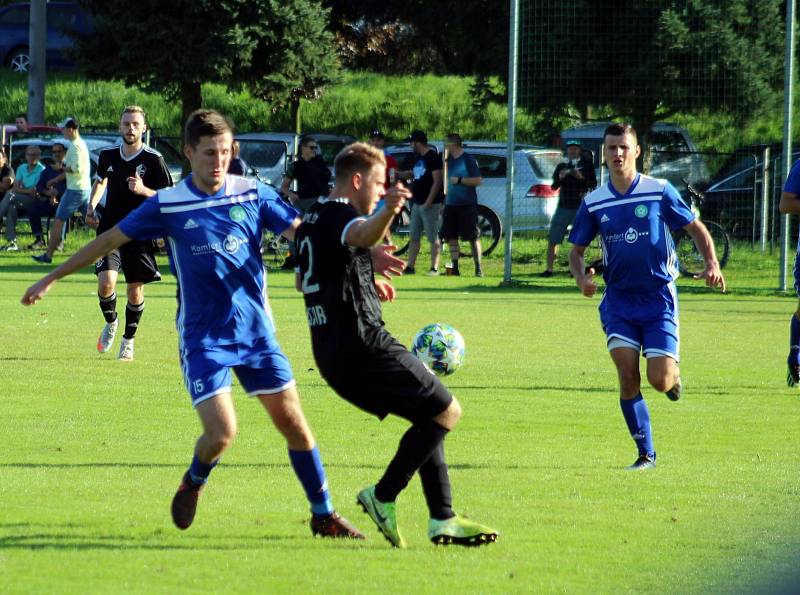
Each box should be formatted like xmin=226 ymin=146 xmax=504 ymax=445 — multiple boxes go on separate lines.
xmin=518 ymin=0 xmax=784 ymax=165
xmin=71 ymin=0 xmax=339 ymax=134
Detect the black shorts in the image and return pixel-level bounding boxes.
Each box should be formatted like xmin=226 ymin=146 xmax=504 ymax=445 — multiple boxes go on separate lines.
xmin=441 ymin=204 xmax=479 ymax=242
xmin=317 ymin=339 xmax=453 ymax=422
xmin=95 ymin=240 xmax=161 ymax=284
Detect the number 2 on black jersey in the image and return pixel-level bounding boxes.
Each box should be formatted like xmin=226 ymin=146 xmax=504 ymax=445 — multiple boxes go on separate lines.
xmin=298 ymin=236 xmax=320 ymax=294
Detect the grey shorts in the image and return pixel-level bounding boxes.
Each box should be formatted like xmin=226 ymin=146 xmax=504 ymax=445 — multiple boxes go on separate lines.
xmin=548 ymin=206 xmax=578 ymax=244
xmin=55 ymin=188 xmax=90 ymax=220
xmin=409 ymin=202 xmax=442 ymax=243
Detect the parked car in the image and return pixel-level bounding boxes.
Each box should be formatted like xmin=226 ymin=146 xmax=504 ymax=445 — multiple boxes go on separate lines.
xmin=0 ymin=2 xmax=93 ymax=72
xmin=701 ymin=144 xmax=799 ymax=241
xmin=234 ymin=132 xmax=357 ymax=187
xmin=561 ymin=122 xmax=710 ymax=193
xmin=386 ymin=141 xmax=563 ymax=254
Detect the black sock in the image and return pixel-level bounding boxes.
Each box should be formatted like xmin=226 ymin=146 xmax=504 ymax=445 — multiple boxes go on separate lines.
xmin=99 ymin=292 xmax=117 ymax=324
xmin=418 ymin=442 xmax=454 ymax=520
xmin=375 ymin=419 xmax=449 ymax=503
xmin=124 ymin=301 xmax=144 ymax=339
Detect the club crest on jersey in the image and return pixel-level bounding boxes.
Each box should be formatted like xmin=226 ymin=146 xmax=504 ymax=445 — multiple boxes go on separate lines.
xmin=625 ymin=227 xmax=639 ymax=243
xmin=136 ymin=164 xmax=146 ymax=177
xmin=634 ymin=205 xmax=648 ymax=218
xmin=229 ymin=205 xmax=246 ymax=222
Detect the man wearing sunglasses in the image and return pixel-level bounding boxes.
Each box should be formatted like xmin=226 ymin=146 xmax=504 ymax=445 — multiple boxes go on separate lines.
xmin=280 ymin=135 xmax=331 ymax=214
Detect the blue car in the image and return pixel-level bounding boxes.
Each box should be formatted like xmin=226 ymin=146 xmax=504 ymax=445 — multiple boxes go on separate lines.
xmin=0 ymin=2 xmax=92 ymax=72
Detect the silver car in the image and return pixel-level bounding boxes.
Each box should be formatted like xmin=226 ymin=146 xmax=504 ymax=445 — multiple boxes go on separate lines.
xmin=386 ymin=141 xmax=563 ymax=254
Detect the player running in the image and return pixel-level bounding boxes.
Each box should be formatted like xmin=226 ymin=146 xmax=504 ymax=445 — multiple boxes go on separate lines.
xmin=294 ymin=142 xmax=498 ymax=548
xmin=21 ymin=109 xmax=363 ymax=539
xmin=568 ymin=123 xmax=725 ymax=470
xmin=778 ymin=161 xmax=800 ymax=387
xmin=87 ymin=106 xmax=173 ymax=361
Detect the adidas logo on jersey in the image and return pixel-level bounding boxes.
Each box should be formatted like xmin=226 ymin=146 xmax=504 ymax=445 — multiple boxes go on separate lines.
xmin=601 ymin=214 xmax=610 ymax=222
xmin=107 ymin=165 xmax=114 ymax=172
xmin=183 ymin=218 xmax=199 ymax=229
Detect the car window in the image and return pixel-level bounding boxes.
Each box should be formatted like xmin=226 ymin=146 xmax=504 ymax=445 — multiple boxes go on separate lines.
xmin=317 ymin=140 xmax=348 ymax=167
xmin=152 ymin=137 xmax=185 ymax=172
xmin=527 ymin=152 xmax=563 ymax=179
xmin=49 ymin=6 xmax=79 ymax=28
xmin=0 ymin=6 xmax=28 ymax=25
xmin=714 ymin=167 xmax=754 ymax=191
xmin=651 ymin=132 xmax=689 ymax=153
xmin=237 ymin=140 xmax=286 ymax=170
xmin=471 ymin=153 xmax=506 ymax=178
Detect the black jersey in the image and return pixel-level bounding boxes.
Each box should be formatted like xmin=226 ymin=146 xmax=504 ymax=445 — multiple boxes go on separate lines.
xmin=295 ymin=198 xmax=393 ymax=363
xmin=96 ymin=144 xmax=173 ymax=232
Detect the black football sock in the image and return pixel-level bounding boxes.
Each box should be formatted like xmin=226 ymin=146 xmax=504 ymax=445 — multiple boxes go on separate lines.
xmin=99 ymin=292 xmax=117 ymax=324
xmin=123 ymin=301 xmax=144 ymax=340
xmin=375 ymin=419 xmax=449 ymax=503
xmin=418 ymin=442 xmax=454 ymax=520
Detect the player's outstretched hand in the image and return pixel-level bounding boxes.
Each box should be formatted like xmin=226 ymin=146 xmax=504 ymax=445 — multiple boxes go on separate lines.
xmin=371 ymin=244 xmax=406 ymax=280
xmin=576 ymin=272 xmax=598 ymax=298
xmin=374 ymin=279 xmax=396 ymax=302
xmin=383 ymin=183 xmax=411 ymax=213
xmin=694 ymin=263 xmax=726 ymax=293
xmin=21 ymin=277 xmax=54 ymax=306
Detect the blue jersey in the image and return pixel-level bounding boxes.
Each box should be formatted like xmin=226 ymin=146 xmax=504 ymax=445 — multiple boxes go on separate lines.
xmin=569 ymin=174 xmax=694 ymax=293
xmin=118 ymin=174 xmax=299 ymax=350
xmin=445 ymin=152 xmax=481 ymax=206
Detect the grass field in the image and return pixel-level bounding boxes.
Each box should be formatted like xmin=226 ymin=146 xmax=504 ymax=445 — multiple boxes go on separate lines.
xmin=2 ymin=232 xmax=800 ymax=593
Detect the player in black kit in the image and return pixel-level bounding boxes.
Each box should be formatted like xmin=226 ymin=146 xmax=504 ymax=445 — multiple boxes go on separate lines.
xmin=86 ymin=106 xmax=173 ymax=360
xmin=295 ymin=142 xmax=498 ymax=548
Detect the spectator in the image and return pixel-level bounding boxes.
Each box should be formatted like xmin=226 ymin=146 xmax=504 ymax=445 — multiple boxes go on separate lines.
xmin=442 ymin=133 xmax=484 ymax=277
xmin=396 ymin=130 xmax=444 ymax=275
xmin=0 ymin=148 xmax=13 ymax=199
xmin=228 ymin=140 xmax=249 ymax=176
xmin=33 ymin=117 xmax=91 ymax=263
xmin=0 ymin=145 xmax=45 ymax=251
xmin=541 ymin=139 xmax=597 ymax=277
xmin=280 ymin=135 xmax=331 ymax=213
xmin=14 ymin=113 xmax=30 ymax=138
xmin=20 ymin=142 xmax=67 ymax=249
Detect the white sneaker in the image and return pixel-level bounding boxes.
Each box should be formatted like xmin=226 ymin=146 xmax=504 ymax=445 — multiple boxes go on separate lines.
xmin=97 ymin=318 xmax=119 ymax=353
xmin=118 ymin=337 xmax=134 ymax=361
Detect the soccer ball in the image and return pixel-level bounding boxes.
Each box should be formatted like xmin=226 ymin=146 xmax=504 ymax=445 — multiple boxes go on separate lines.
xmin=411 ymin=323 xmax=466 ymax=376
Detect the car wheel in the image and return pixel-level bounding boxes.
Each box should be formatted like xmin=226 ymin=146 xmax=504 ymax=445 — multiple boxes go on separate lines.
xmin=8 ymin=48 xmax=30 ymax=73
xmin=471 ymin=205 xmax=502 ymax=256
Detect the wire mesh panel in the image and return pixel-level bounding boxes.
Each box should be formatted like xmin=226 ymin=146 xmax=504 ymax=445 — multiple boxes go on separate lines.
xmin=507 ymin=0 xmax=787 ymax=281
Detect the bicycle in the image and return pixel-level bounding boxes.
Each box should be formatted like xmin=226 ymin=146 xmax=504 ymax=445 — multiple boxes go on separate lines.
xmin=251 ymin=168 xmax=292 ymax=267
xmin=672 ymin=178 xmax=730 ymax=277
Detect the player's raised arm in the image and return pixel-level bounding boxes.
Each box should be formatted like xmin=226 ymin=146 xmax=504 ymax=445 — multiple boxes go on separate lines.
xmin=21 ymin=227 xmax=132 ymax=305
xmin=345 ymin=184 xmax=410 ymax=249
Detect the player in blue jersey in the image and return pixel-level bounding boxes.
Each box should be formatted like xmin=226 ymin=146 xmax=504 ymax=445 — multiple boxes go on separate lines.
xmin=779 ymin=161 xmax=800 ymax=387
xmin=568 ymin=123 xmax=726 ymax=470
xmin=21 ymin=109 xmax=365 ymax=539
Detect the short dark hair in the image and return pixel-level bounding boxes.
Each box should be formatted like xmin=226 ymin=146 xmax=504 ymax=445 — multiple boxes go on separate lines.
xmin=603 ymin=123 xmax=637 ymax=145
xmin=300 ymin=135 xmax=317 ymax=148
xmin=16 ymin=113 xmax=27 ymax=121
xmin=334 ymin=142 xmax=385 ymax=184
xmin=184 ymin=109 xmax=233 ymax=149
xmin=445 ymin=133 xmax=463 ymax=146
xmin=51 ymin=142 xmax=67 ymax=152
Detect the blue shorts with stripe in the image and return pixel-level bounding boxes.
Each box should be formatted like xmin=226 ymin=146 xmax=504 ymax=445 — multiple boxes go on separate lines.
xmin=180 ymin=336 xmax=295 ymax=407
xmin=599 ymin=283 xmax=680 ymax=361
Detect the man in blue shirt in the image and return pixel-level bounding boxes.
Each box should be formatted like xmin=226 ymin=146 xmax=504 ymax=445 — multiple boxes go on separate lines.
xmin=568 ymin=123 xmax=726 ymax=470
xmin=778 ymin=163 xmax=800 ymax=386
xmin=21 ymin=109 xmax=364 ymax=539
xmin=442 ymin=133 xmax=484 ymax=277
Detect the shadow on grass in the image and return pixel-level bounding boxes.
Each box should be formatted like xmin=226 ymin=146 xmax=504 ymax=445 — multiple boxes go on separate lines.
xmin=0 ymin=461 xmax=522 ymax=471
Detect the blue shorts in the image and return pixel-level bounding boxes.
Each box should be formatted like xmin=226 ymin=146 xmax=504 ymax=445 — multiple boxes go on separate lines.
xmin=180 ymin=337 xmax=296 ymax=407
xmin=599 ymin=284 xmax=680 ymax=361
xmin=793 ymin=251 xmax=800 ymax=296
xmin=55 ymin=188 xmax=90 ymax=220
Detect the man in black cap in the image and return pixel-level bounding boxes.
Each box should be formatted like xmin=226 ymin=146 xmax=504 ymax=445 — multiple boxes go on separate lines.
xmin=542 ymin=139 xmax=596 ymax=277
xmin=396 ymin=130 xmax=443 ymax=275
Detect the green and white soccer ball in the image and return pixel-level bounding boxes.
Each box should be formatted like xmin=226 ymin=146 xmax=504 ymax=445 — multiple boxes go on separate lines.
xmin=411 ymin=323 xmax=466 ymax=376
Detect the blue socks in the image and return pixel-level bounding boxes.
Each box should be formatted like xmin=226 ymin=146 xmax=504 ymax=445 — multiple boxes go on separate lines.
xmin=289 ymin=446 xmax=334 ymax=516
xmin=189 ymin=453 xmax=218 ymax=485
xmin=620 ymin=394 xmax=655 ymax=457
xmin=789 ymin=315 xmax=800 ymax=365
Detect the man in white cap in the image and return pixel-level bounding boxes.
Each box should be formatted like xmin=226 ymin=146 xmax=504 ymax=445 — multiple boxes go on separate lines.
xmin=33 ymin=117 xmax=91 ymax=264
